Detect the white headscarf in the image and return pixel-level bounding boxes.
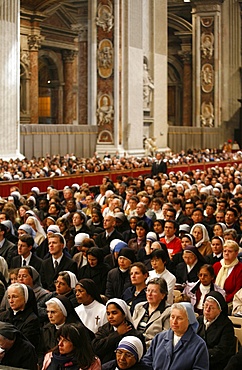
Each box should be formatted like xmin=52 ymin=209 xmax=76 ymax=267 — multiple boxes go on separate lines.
xmin=106 ymin=298 xmax=133 ymax=324
xmin=190 ymin=223 xmax=210 ymax=248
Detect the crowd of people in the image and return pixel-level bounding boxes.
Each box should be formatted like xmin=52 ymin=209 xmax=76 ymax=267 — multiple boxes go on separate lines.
xmin=0 ymin=149 xmax=241 ymax=369
xmin=0 ymin=146 xmax=242 ymax=180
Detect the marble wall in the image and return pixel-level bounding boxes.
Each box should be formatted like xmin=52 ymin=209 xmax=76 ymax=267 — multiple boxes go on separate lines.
xmin=0 ymin=0 xmax=22 ymax=159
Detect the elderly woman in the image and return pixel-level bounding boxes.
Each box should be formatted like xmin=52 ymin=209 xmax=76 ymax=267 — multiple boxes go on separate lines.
xmin=42 ymin=323 xmax=101 ymax=370
xmin=183 ymin=264 xmax=225 ymax=315
xmin=214 ymin=240 xmax=242 ymax=303
xmin=197 ymin=291 xmax=236 ymax=370
xmin=92 ymin=298 xmax=145 ymax=364
xmin=0 ymin=283 xmax=40 ymax=349
xmin=175 ymin=245 xmax=207 ymax=285
xmin=132 ymin=278 xmax=171 ymax=348
xmin=190 ymin=223 xmax=212 ymax=256
xmin=42 ymin=295 xmax=89 ymax=355
xmin=102 ymin=336 xmax=149 ymax=370
xmin=142 ymin=302 xmax=209 ymax=370
xmin=75 ymin=278 xmax=107 ymax=334
xmin=38 ymin=270 xmax=78 ymax=323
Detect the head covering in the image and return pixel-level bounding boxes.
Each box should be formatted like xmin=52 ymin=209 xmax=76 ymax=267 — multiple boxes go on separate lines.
xmin=76 ymin=278 xmax=103 ymax=304
xmin=26 ymin=216 xmax=46 ymax=238
xmin=0 ymin=322 xmax=19 ymax=340
xmin=28 ymin=196 xmax=36 ymax=205
xmin=118 ymin=248 xmax=136 ymax=264
xmin=74 ymin=233 xmax=90 ymax=246
xmin=110 ymin=239 xmax=124 ymax=253
xmin=179 ymin=224 xmax=191 ymax=233
xmin=190 ymin=223 xmax=210 ymax=247
xmin=27 ymin=266 xmax=42 ymax=288
xmin=31 ymin=187 xmax=40 ymax=195
xmin=46 ymin=297 xmax=68 ymax=317
xmin=46 ymin=295 xmax=80 ymax=324
xmin=146 ymin=231 xmax=158 ymax=242
xmin=115 ymin=212 xmax=126 ymax=222
xmin=62 ymin=271 xmax=78 ymax=289
xmin=106 ymin=298 xmax=133 ymax=324
xmin=183 ymin=245 xmax=206 ymax=263
xmin=1 ymin=220 xmax=15 ymax=236
xmin=205 ymin=291 xmax=228 ymax=316
xmin=117 ymin=336 xmax=143 ymax=361
xmin=47 ymin=225 xmax=60 ymax=234
xmin=216 ymin=223 xmax=227 ymax=233
xmin=71 ymin=183 xmax=80 ymax=191
xmin=182 ymin=233 xmax=195 ymax=246
xmin=87 ymin=247 xmax=104 ymax=264
xmin=18 ymin=224 xmax=36 ymax=238
xmin=113 ymin=241 xmax=128 ymax=254
xmin=172 ymin=302 xmax=199 ymax=333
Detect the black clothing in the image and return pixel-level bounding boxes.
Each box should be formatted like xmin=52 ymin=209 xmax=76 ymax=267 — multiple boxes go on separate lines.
xmin=95 ymin=229 xmax=124 ymax=256
xmin=122 ymin=285 xmax=147 ymax=315
xmin=78 ymin=262 xmax=110 ymax=294
xmin=175 ymin=260 xmax=205 ymax=284
xmin=151 ymin=160 xmax=167 ymax=177
xmin=11 ymin=253 xmax=43 ymax=270
xmin=105 ymin=267 xmax=132 ymax=299
xmin=197 ymin=314 xmax=236 ymax=370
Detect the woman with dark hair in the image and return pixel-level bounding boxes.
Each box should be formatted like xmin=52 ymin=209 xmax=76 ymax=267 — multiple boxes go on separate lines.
xmin=78 ymin=247 xmax=110 ymax=294
xmin=122 ymin=216 xmax=138 ymax=244
xmin=128 ymin=221 xmax=149 ymax=254
xmin=75 ymin=278 xmax=107 ymax=334
xmin=92 ymin=298 xmax=145 ymax=364
xmin=132 ymin=278 xmax=171 ymax=348
xmin=0 ymin=283 xmax=40 ymax=349
xmin=86 ymin=209 xmax=104 ymax=236
xmin=42 ymin=323 xmax=101 ymax=370
xmin=122 ymin=262 xmax=148 ymax=314
xmin=183 ymin=264 xmax=225 ymax=315
xmin=56 ymin=217 xmax=74 ymax=252
xmin=42 ymin=295 xmax=91 ymax=356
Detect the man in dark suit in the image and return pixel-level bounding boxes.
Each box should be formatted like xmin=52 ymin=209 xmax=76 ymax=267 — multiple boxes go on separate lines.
xmin=151 ymin=152 xmax=167 ymax=177
xmin=95 ymin=215 xmax=124 ymax=256
xmin=11 ymin=234 xmax=43 ymax=271
xmin=40 ymin=233 xmax=77 ymax=291
xmin=0 ymin=223 xmax=17 ymax=267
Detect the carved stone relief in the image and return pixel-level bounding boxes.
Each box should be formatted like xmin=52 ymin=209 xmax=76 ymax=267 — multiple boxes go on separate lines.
xmin=97 ymin=39 xmax=113 ymax=78
xmin=201 ymin=63 xmax=214 ymax=93
xmin=96 ymin=93 xmax=114 ymax=126
xmin=201 ymin=32 xmax=214 ymax=59
xmin=201 ymin=17 xmax=214 ymax=28
xmin=200 ymin=101 xmax=214 ymax=127
xmin=96 ymin=0 xmax=114 ymax=32
xmin=97 ymin=130 xmax=114 ymax=143
xmin=143 ymin=59 xmax=154 ymax=111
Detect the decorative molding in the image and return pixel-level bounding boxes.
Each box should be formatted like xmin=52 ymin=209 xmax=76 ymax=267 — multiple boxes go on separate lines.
xmin=27 ymin=35 xmax=42 ymax=50
xmin=62 ymin=50 xmax=77 ymax=62
xmin=71 ymin=24 xmax=88 ymax=41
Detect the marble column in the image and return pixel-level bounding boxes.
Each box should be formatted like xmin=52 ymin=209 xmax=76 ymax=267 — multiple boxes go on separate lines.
xmin=62 ymin=50 xmax=76 ymax=125
xmin=178 ymin=45 xmax=192 ymax=126
xmin=28 ymin=35 xmax=42 ymax=124
xmin=73 ymin=25 xmax=88 ymax=125
xmin=0 ymin=0 xmax=22 ymax=159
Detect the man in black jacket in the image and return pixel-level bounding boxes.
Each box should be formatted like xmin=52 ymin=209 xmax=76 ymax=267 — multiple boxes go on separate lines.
xmin=151 ymin=152 xmax=167 ymax=177
xmin=40 ymin=233 xmax=77 ymax=291
xmin=11 ymin=234 xmax=43 ymax=270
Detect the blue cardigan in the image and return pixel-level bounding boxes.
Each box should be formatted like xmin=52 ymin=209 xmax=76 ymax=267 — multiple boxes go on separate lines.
xmin=142 ymin=325 xmax=209 ymax=370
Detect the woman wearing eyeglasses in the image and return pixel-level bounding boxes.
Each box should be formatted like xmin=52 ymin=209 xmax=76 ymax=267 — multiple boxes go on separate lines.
xmin=102 ymin=336 xmax=149 ymax=370
xmin=183 ymin=264 xmax=225 ymax=315
xmin=132 ymin=278 xmax=171 ymax=349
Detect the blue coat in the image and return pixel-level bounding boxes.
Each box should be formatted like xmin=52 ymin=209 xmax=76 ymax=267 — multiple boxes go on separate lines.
xmin=142 ymin=325 xmax=209 ymax=370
